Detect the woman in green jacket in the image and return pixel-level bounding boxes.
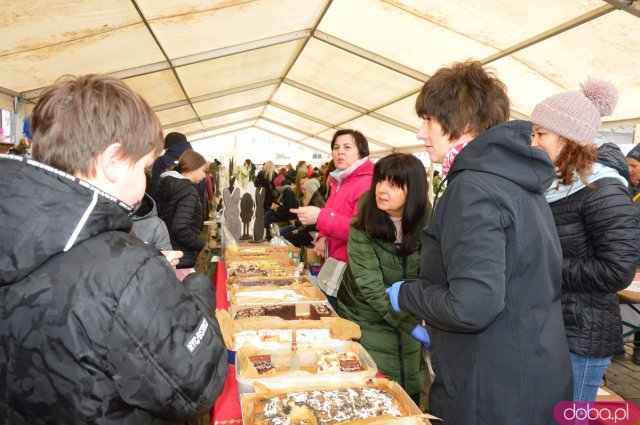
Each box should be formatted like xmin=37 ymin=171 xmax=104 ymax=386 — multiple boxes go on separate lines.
xmin=338 ymin=153 xmax=430 ymax=405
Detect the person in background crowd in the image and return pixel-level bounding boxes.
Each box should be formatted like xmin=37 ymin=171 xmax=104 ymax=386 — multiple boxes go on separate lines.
xmin=626 ymin=144 xmax=640 ymax=206
xmin=9 ymin=117 xmax=33 ymax=157
xmin=338 ymin=153 xmax=430 ymax=406
xmin=243 ymin=158 xmax=256 ymax=181
xmin=625 ymin=144 xmax=640 ymax=364
xmin=0 ymin=74 xmax=226 ymax=424
xmin=319 ymin=160 xmax=336 ymax=199
xmin=209 ymin=158 xmax=222 ymax=198
xmin=285 ymin=163 xmax=296 ymax=181
xmin=530 ymin=78 xmax=640 ymax=400
xmin=203 ymin=165 xmax=214 ymax=216
xmin=157 ymin=150 xmax=209 ymax=271
xmin=255 ymin=160 xmax=278 ymax=209
xmin=386 ymin=61 xmax=571 ymax=425
xmin=283 ymin=177 xmax=327 ymax=247
xmin=264 ymin=177 xmax=299 ymax=239
xmin=149 ymin=131 xmax=193 ymax=205
xmin=132 ymin=193 xmax=173 ymax=251
xmin=274 ymin=167 xmax=287 ymax=188
xmin=294 ymin=160 xmax=308 ymax=198
xmin=292 ymin=129 xmax=374 ymax=311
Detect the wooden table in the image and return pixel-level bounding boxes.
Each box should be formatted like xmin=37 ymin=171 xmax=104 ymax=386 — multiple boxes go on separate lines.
xmin=618 ymin=284 xmax=640 ymax=340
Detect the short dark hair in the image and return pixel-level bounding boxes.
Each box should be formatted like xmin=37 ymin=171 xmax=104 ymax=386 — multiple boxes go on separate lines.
xmin=415 ymin=60 xmax=510 ymax=140
xmin=31 ymin=74 xmax=163 ymax=177
xmin=330 ymin=129 xmax=369 ymax=158
xmin=354 ymin=153 xmax=428 ymax=255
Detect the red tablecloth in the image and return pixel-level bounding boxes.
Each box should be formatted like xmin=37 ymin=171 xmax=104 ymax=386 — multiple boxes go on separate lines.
xmin=208 ymin=261 xmax=383 ymax=424
xmin=210 ymin=261 xmax=242 ymax=425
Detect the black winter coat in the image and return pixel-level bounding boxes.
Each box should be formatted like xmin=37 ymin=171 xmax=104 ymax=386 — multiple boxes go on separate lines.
xmin=150 ymin=141 xmax=192 ymax=204
xmin=274 ymin=185 xmax=299 ymax=221
xmin=0 ymin=155 xmax=227 ymax=424
xmin=157 ymin=172 xmax=206 ymax=268
xmin=548 ymin=143 xmax=640 ymax=357
xmin=254 ymin=170 xmax=277 ymax=209
xmin=398 ymin=121 xmax=572 ymax=425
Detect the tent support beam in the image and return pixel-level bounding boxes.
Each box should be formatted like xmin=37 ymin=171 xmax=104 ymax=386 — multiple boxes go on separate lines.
xmin=481 ymin=4 xmax=615 ymax=64
xmin=602 ymin=0 xmax=640 ymax=18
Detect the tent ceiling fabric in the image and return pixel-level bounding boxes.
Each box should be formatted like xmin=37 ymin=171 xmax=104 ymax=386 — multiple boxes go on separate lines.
xmin=1 ymin=0 xmax=639 ymax=154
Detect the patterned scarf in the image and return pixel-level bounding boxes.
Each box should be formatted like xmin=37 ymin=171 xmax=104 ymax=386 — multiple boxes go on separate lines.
xmin=442 ymin=142 xmax=469 ymax=176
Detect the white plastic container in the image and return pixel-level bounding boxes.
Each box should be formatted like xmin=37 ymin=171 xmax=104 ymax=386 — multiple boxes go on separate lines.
xmin=235 ymin=340 xmax=378 ymax=394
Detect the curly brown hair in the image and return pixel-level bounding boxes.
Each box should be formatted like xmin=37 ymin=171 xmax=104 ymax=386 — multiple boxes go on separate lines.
xmin=555 ymin=138 xmax=598 ymax=187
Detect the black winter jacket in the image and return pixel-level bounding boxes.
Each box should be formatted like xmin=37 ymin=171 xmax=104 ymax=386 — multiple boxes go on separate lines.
xmin=548 ymin=143 xmax=640 ymax=357
xmin=157 ymin=172 xmax=206 ymax=269
xmin=254 ymin=170 xmax=277 ymax=209
xmin=273 ymin=185 xmax=299 ymax=221
xmin=150 ymin=141 xmax=193 ymax=204
xmin=0 ymin=155 xmax=227 ymax=424
xmin=398 ymin=121 xmax=572 ymax=425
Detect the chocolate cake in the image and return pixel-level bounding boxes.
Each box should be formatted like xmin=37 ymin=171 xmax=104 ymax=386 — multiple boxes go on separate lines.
xmin=233 ymin=304 xmax=334 ymax=320
xmin=248 ymin=355 xmax=275 ymax=375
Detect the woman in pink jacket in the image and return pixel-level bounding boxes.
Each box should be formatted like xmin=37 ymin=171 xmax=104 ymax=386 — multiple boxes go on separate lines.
xmin=292 ymin=129 xmax=374 ymax=310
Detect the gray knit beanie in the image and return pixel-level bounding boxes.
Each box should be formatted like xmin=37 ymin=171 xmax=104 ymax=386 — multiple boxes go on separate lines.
xmin=530 ymin=78 xmax=618 ymax=146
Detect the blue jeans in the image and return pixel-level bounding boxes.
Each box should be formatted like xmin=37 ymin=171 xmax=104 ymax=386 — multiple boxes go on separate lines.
xmin=570 ymin=352 xmax=611 ymax=401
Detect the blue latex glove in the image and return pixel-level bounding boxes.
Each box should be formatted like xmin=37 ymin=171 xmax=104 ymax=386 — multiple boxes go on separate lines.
xmin=385 ymin=280 xmax=404 ymax=312
xmin=410 ymin=325 xmax=430 ymax=349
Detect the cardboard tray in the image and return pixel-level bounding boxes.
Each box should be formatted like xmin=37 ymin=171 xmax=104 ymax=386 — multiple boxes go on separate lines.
xmin=240 ymin=378 xmax=435 ymax=425
xmin=230 ymin=285 xmax=326 ymax=305
xmin=215 ymin=309 xmax=361 ymax=351
xmin=226 ymin=275 xmax=313 ymax=290
xmin=229 ymin=300 xmax=337 ymax=321
xmin=235 ymin=340 xmax=378 ymax=394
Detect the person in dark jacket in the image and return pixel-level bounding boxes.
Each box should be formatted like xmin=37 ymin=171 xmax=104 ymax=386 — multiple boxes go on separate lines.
xmin=0 ymin=74 xmax=226 ymax=424
xmin=530 ymin=78 xmax=640 ymax=401
xmin=254 ymin=160 xmax=278 ymax=209
xmin=626 ymin=144 xmax=640 ymax=206
xmin=132 ymin=193 xmax=173 ymax=251
xmin=283 ymin=177 xmax=327 ymax=247
xmin=264 ymin=178 xmax=299 ymax=239
xmin=387 ymin=61 xmax=572 ymax=425
xmin=625 ymin=144 xmax=640 ymax=364
xmin=338 ymin=153 xmax=430 ymax=405
xmin=149 ymin=131 xmax=193 ymax=204
xmin=157 ymin=150 xmax=209 ymax=269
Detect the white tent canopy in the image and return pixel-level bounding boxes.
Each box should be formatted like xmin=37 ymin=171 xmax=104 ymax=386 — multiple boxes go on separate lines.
xmin=1 ymin=0 xmax=639 ymax=154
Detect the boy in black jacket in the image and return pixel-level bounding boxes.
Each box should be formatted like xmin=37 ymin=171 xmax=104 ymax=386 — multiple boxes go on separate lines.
xmin=0 ymin=74 xmax=227 ymax=424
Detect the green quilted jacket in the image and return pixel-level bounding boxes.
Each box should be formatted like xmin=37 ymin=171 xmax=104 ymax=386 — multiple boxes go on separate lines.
xmin=337 ymin=199 xmax=428 ymax=395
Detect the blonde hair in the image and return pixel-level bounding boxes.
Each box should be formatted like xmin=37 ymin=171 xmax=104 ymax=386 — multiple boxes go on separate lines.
xmin=262 ymin=161 xmax=276 ymax=181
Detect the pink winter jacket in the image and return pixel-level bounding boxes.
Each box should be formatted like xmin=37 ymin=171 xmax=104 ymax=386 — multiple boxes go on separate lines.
xmin=316 ymin=159 xmax=374 ymax=262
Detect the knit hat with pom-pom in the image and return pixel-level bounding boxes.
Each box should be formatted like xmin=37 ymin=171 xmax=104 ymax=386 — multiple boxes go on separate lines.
xmin=530 ymin=78 xmax=618 ymax=146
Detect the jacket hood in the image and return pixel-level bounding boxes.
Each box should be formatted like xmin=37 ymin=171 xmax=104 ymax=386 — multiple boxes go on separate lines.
xmin=598 ymin=142 xmax=629 ymax=180
xmin=132 ymin=193 xmax=158 ymax=221
xmin=0 ymin=155 xmax=133 ymax=285
xmin=164 ymin=142 xmax=193 ymax=161
xmin=448 ymin=120 xmax=555 ymax=194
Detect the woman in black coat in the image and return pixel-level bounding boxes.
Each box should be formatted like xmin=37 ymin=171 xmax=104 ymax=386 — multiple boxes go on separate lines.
xmin=531 ymin=78 xmax=640 ymax=401
xmin=264 ymin=178 xmax=298 ymax=239
xmin=158 ymin=150 xmax=209 ymax=269
xmin=388 ymin=61 xmax=571 ymax=425
xmin=254 ymin=160 xmax=277 ymax=209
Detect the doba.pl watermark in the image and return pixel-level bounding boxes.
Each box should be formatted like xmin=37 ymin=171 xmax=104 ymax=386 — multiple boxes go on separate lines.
xmin=554 ymin=401 xmax=640 ymax=425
